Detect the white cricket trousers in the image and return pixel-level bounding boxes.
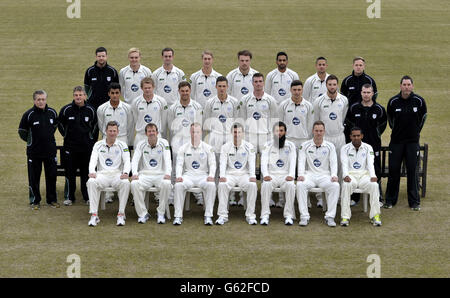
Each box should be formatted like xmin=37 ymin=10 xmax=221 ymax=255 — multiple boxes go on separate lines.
xmin=174 ymin=174 xmax=216 ymax=218
xmin=324 ymin=134 xmax=345 ymax=178
xmin=217 ymin=175 xmax=258 ymax=220
xmin=341 ymin=173 xmax=380 ymax=220
xmin=87 ymin=173 xmax=130 ymax=215
xmin=131 ymin=175 xmax=172 ymax=218
xmin=297 ymin=174 xmax=340 ymax=220
xmin=261 ymin=175 xmax=296 ymax=219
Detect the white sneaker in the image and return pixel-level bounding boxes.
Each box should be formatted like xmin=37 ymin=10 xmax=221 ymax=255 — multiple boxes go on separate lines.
xmin=105 ymin=191 xmax=114 ymax=203
xmin=63 ymin=199 xmax=72 ymax=206
xmin=196 ymin=196 xmax=204 ymax=206
xmin=215 ymin=217 xmax=228 ymax=225
xmin=284 ymin=217 xmax=293 ymax=225
xmin=350 ymin=200 xmax=357 ymax=207
xmin=317 ymin=198 xmax=323 ymax=208
xmin=325 ymin=216 xmax=336 ymax=227
xmin=229 ymin=192 xmax=236 ymax=206
xmin=88 ymin=215 xmax=100 ymax=227
xmin=168 ymin=191 xmax=174 ymax=206
xmin=173 ymin=217 xmax=183 ymax=225
xmin=276 ymin=200 xmax=285 ymax=208
xmin=137 ymin=213 xmax=150 ymax=224
xmin=299 ymin=218 xmax=309 ymax=226
xmin=157 ymin=214 xmax=166 ymax=224
xmin=307 ymin=197 xmax=312 ymax=209
xmin=85 ymin=200 xmax=90 ymax=205
xmin=237 ymin=197 xmax=245 ymax=207
xmin=379 ymin=201 xmax=384 ymax=208
xmin=204 ymin=216 xmax=213 ymax=226
xmin=260 ymin=217 xmax=270 ymax=225
xmin=116 ymin=214 xmax=126 ymax=226
xmin=246 ymin=217 xmax=257 ymax=225
xmin=194 ymin=192 xmax=203 ymax=205
xmin=269 ymin=198 xmax=276 ymax=207
xmin=154 ymin=192 xmax=160 ymax=203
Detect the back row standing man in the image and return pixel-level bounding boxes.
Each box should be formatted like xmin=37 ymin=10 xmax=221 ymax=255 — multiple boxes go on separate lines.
xmin=190 ymin=51 xmax=222 ymax=108
xmin=265 ymin=52 xmax=300 ymax=104
xmin=303 ymin=57 xmax=330 ymax=103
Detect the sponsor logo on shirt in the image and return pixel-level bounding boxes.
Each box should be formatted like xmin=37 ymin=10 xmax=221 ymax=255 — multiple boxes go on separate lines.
xmin=276 ymin=159 xmax=284 ymax=167
xmin=353 ymin=162 xmax=361 ymax=169
xmin=313 ymin=159 xmax=321 ymax=167
xmin=292 ymin=117 xmax=300 ymax=125
xmin=278 ymin=88 xmax=286 ymax=96
xmin=203 ymin=89 xmax=211 ymax=97
xmin=149 ymin=159 xmax=158 ymax=167
xmin=234 ymin=161 xmax=242 ymax=169
xmin=192 ymin=161 xmax=200 ymax=169
xmin=182 ymin=119 xmax=190 ymax=127
xmin=144 ymin=115 xmax=152 ymax=123
xmin=253 ymin=112 xmax=261 ymax=120
xmin=131 ymin=84 xmax=139 ymax=92
xmin=219 ymin=115 xmax=227 ymax=123
xmin=329 ymin=112 xmax=337 ymax=120
xmin=105 ymin=158 xmax=113 ymax=166
xmin=164 ymin=85 xmax=172 ymax=93
xmin=241 ymin=87 xmax=249 ymax=95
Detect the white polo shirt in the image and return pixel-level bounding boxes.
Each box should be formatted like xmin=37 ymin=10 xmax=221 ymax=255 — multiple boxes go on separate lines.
xmin=132 ymin=137 xmax=172 ymax=176
xmin=89 ymin=139 xmax=131 ymax=175
xmin=190 ymin=69 xmax=222 ymax=107
xmin=219 ymin=140 xmax=256 ymax=178
xmin=261 ymin=140 xmax=297 ymax=177
xmin=203 ymin=95 xmax=239 ymax=135
xmin=132 ymin=94 xmax=168 ymax=136
xmin=97 ymin=100 xmax=134 ymax=143
xmin=176 ymin=141 xmax=216 ymax=177
xmin=265 ymin=68 xmax=300 ymax=104
xmin=119 ymin=64 xmax=152 ymax=105
xmin=313 ymin=93 xmax=349 ymax=137
xmin=298 ymin=139 xmax=337 ymax=177
xmin=302 ymin=72 xmax=329 ymax=103
xmin=167 ymin=99 xmax=203 ymax=143
xmin=340 ymin=142 xmax=376 ymax=178
xmin=152 ymin=65 xmax=186 ymax=106
xmin=226 ymin=67 xmax=259 ymax=100
xmin=278 ymin=98 xmax=314 ymax=141
xmin=239 ymin=92 xmax=279 ymax=135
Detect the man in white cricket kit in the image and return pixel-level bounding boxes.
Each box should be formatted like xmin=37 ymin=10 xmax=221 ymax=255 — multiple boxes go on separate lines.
xmin=97 ymin=83 xmax=134 ymax=146
xmin=87 ymin=121 xmax=131 ymax=227
xmin=152 ymin=47 xmax=186 ymax=106
xmin=190 ymin=50 xmax=222 ymax=108
xmin=340 ymin=127 xmax=381 ymax=226
xmin=119 ymin=48 xmax=152 ymax=105
xmin=303 ymin=57 xmax=330 ymax=103
xmin=278 ymin=80 xmax=314 ymax=149
xmin=226 ymin=50 xmax=259 ymax=100
xmin=297 ymin=121 xmax=340 ymax=227
xmin=260 ymin=122 xmax=297 ymax=225
xmin=173 ymin=123 xmax=216 ymax=226
xmin=132 ymin=77 xmax=168 ymax=149
xmin=265 ymin=51 xmax=300 ymax=104
xmin=130 ymin=123 xmax=172 ymax=224
xmin=167 ymin=81 xmax=203 ymax=204
xmin=217 ymin=123 xmax=258 ymax=225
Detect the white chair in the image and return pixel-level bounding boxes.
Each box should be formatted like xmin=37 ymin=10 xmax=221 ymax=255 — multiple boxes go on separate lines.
xmin=100 ymin=187 xmax=116 ymax=210
xmin=353 ymin=188 xmax=369 ymax=213
xmin=144 ymin=187 xmax=171 ymax=219
xmin=309 ymin=187 xmax=327 ymax=211
xmin=184 ymin=187 xmax=206 ymax=211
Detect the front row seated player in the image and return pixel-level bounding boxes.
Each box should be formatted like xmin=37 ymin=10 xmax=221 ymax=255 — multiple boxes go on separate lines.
xmin=130 ymin=123 xmax=172 ymax=224
xmin=87 ymin=121 xmax=131 ymax=227
xmin=340 ymin=127 xmax=381 ymax=226
xmin=173 ymin=122 xmax=216 ymax=226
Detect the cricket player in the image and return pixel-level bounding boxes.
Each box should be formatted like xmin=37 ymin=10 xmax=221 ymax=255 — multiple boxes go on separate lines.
xmin=167 ymin=81 xmax=203 ymax=204
xmin=190 ymin=50 xmax=222 ymax=107
xmin=340 ymin=127 xmax=381 ymax=226
xmin=260 ymin=122 xmax=297 ymax=225
xmin=173 ymin=123 xmax=216 ymax=226
xmin=297 ymin=121 xmax=340 ymax=227
xmin=119 ymin=48 xmax=152 ymax=105
xmin=87 ymin=121 xmax=131 ymax=227
xmin=132 ymin=77 xmax=168 ymax=149
xmin=217 ymin=123 xmax=258 ymax=225
xmin=278 ymin=80 xmax=314 ymax=149
xmin=265 ymin=51 xmax=300 ymax=104
xmin=226 ymin=50 xmax=259 ymax=100
xmin=302 ymin=57 xmax=329 ymax=103
xmin=97 ymin=83 xmax=134 ymax=146
xmin=152 ymin=47 xmax=186 ymax=106
xmin=130 ymin=123 xmax=172 ymax=224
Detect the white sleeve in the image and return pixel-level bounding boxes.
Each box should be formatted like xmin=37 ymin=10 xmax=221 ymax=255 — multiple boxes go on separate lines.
xmin=329 ymin=144 xmax=338 ymax=178
xmin=307 ymin=102 xmax=314 ymax=139
xmin=265 ymin=72 xmax=273 ymax=95
xmin=122 ymin=145 xmax=131 ymax=174
xmin=260 ymin=145 xmax=269 ymax=177
xmin=126 ymin=105 xmax=134 ymax=146
xmin=119 ymin=69 xmax=125 ymax=93
xmin=89 ymin=143 xmax=99 ymax=174
xmin=297 ymin=144 xmax=306 ymax=177
xmin=160 ymin=97 xmax=169 ymax=139
xmin=219 ymin=145 xmax=227 ymax=178
xmin=366 ymin=144 xmax=376 ymax=178
xmin=302 ymin=78 xmax=312 ymax=102
xmin=340 ymin=145 xmax=349 ymax=178
xmin=288 ymin=143 xmax=297 ymax=177
xmin=176 ymin=146 xmax=185 ymax=178
xmin=248 ymin=144 xmax=256 ymax=178
xmin=97 ymin=106 xmax=105 ymax=136
xmin=207 ymin=146 xmax=216 ymax=177
xmin=163 ymin=140 xmax=172 ymax=176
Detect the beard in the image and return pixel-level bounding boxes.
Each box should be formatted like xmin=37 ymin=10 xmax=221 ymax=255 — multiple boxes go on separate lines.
xmin=274 ymin=135 xmax=286 ymax=148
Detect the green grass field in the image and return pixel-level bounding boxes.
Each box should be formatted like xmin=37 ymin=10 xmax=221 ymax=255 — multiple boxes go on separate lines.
xmin=0 ymin=0 xmax=449 ymax=277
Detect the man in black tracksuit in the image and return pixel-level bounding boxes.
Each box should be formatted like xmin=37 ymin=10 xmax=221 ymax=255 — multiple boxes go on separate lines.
xmin=84 ymin=47 xmax=119 ymax=140
xmin=18 ymin=90 xmax=59 ymax=209
xmin=345 ymin=84 xmax=387 ymax=204
xmin=384 ymin=76 xmax=427 ymax=210
xmin=341 ymin=57 xmax=378 ymax=143
xmin=58 ymin=86 xmax=97 ymax=205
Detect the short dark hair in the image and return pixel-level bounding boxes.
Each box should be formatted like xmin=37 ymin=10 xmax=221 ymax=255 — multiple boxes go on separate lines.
xmin=316 ymin=56 xmax=327 ymax=63
xmin=108 ymin=82 xmax=121 ymax=92
xmin=162 ymin=47 xmax=174 ymax=56
xmin=276 ymin=51 xmax=288 ymax=60
xmin=273 ymin=121 xmax=287 ymax=133
xmin=400 ymin=75 xmax=413 ymax=84
xmin=72 ymin=86 xmax=86 ymax=94
xmin=106 ymin=121 xmax=119 ymax=130
xmin=353 ymin=56 xmax=365 ymax=63
xmin=351 ymin=126 xmax=363 ymax=133
xmin=326 ymin=74 xmax=339 ymax=84
xmin=178 ymin=81 xmax=191 ymax=90
xmin=231 ymin=122 xmax=244 ymax=133
xmin=252 ymin=73 xmax=264 ymax=81
xmin=238 ymin=50 xmax=252 ymax=59
xmin=291 ymin=80 xmax=303 ymax=88
xmin=216 ymin=76 xmax=228 ymax=85
xmin=95 ymin=47 xmax=107 ymax=55
xmin=33 ymin=90 xmax=47 ymax=101
xmin=361 ymin=83 xmax=373 ymax=91
xmin=145 ymin=123 xmax=158 ymax=133
xmin=313 ymin=120 xmax=325 ymax=129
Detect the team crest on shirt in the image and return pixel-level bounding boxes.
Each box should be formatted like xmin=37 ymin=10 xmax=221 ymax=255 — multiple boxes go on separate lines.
xmin=149 ymin=159 xmax=158 ymax=167
xmin=219 ymin=115 xmax=227 ymax=123
xmin=107 ymin=77 xmax=111 ymax=82
xmin=292 ymin=117 xmax=300 ymax=125
xmin=278 ymin=89 xmax=286 ymax=96
xmin=85 ymin=117 xmax=89 ymax=122
xmin=353 ymin=162 xmax=361 ymax=169
xmin=203 ymin=89 xmax=211 ymax=97
xmin=144 ymin=115 xmax=152 ymax=123
xmin=131 ymin=84 xmax=139 ymax=92
xmin=192 ymin=161 xmax=200 ymax=169
xmin=329 ymin=112 xmax=337 ymax=120
xmin=276 ymin=160 xmax=284 ymax=167
xmin=413 ymin=107 xmax=418 ymax=112
xmin=164 ymin=85 xmax=171 ymax=93
xmin=50 ymin=119 xmax=53 ymax=124
xmin=253 ymin=112 xmax=261 ymax=120
xmin=105 ymin=158 xmax=113 ymax=166
xmin=313 ymin=159 xmax=321 ymax=167
xmin=241 ymin=87 xmax=249 ymax=95
xmin=234 ymin=161 xmax=243 ymax=169
xmin=182 ymin=119 xmax=190 ymax=127
xmin=199 ymin=152 xmax=205 ymax=159
xmin=373 ymin=114 xmax=377 ymax=119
